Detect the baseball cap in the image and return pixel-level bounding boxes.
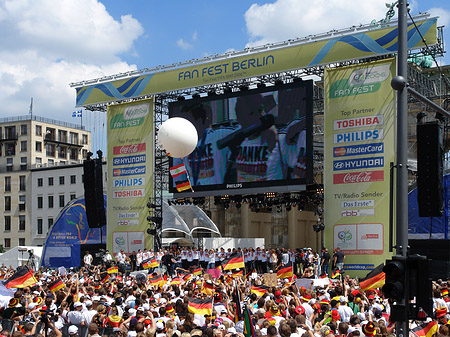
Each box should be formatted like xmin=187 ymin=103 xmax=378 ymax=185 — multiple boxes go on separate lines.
xmin=74 ymin=301 xmax=82 ymax=308
xmin=68 ymin=325 xmax=78 ymax=335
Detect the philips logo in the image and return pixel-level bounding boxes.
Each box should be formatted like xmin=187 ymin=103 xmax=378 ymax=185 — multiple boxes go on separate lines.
xmin=333 ymin=157 xmax=384 ymax=171
xmin=333 ymin=143 xmax=384 ymax=157
xmin=113 ymin=177 xmax=145 ymax=188
xmin=334 ymin=129 xmax=383 ymax=144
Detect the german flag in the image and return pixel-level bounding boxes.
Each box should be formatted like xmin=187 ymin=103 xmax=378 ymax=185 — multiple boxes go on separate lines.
xmin=319 ymin=273 xmax=328 ymax=279
xmin=277 ymin=262 xmax=293 ymax=279
xmin=233 ymin=287 xmax=242 ymax=323
xmin=100 ymin=273 xmax=110 ymax=284
xmin=232 ymin=270 xmax=244 ymax=278
xmin=360 ymin=264 xmax=385 ymax=290
xmin=149 ymin=259 xmax=159 ymax=268
xmin=193 ymin=267 xmax=202 ymax=276
xmin=48 ymin=279 xmax=65 ymax=292
xmin=107 ymin=266 xmax=118 ymax=274
xmin=201 ymin=281 xmax=214 ymax=296
xmin=3 ymin=266 xmax=37 ymax=289
xmin=222 ymin=253 xmax=245 ymax=271
xmin=148 ymin=275 xmax=163 ymax=287
xmin=411 ymin=321 xmax=438 ymax=337
xmin=331 ymin=269 xmax=341 ymax=279
xmin=251 ymin=284 xmax=269 ymax=297
xmin=183 ymin=273 xmax=193 ymax=283
xmin=176 ymin=179 xmax=192 ymax=192
xmin=170 ymin=278 xmax=182 ymax=285
xmin=142 ymin=261 xmax=151 ymax=269
xmin=188 ymin=297 xmax=213 ymax=316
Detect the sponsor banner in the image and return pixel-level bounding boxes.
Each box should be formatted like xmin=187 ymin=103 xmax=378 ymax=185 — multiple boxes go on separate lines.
xmin=324 ymin=59 xmax=395 ymax=277
xmin=107 ymin=99 xmax=154 ymax=255
xmin=113 ymin=177 xmax=146 ymax=188
xmin=113 ymin=154 xmax=146 ymax=166
xmin=333 ymin=143 xmax=384 ymax=157
xmin=343 ymin=264 xmax=375 ymax=271
xmin=75 ymin=19 xmax=437 ymax=107
xmin=333 ymin=156 xmax=384 ymax=171
xmin=113 ymin=166 xmax=146 ymax=177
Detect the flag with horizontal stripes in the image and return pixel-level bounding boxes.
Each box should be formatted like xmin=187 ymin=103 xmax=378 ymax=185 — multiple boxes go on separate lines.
xmin=170 ymin=278 xmax=182 ymax=285
xmin=142 ymin=261 xmax=152 ymax=269
xmin=182 ymin=273 xmax=193 ymax=283
xmin=48 ymin=279 xmax=65 ymax=292
xmin=360 ymin=264 xmax=385 ymax=290
xmin=232 ymin=270 xmax=244 ymax=278
xmin=251 ymin=284 xmax=270 ymax=297
xmin=277 ymin=262 xmax=293 ymax=279
xmin=107 ymin=266 xmax=118 ymax=274
xmin=176 ymin=179 xmax=192 ymax=192
xmin=188 ymin=297 xmax=213 ymax=316
xmin=193 ymin=267 xmax=202 ymax=276
xmin=222 ymin=253 xmax=245 ymax=271
xmin=3 ymin=266 xmax=37 ymax=289
xmin=201 ymin=281 xmax=214 ymax=296
xmin=100 ymin=273 xmax=110 ymax=284
xmin=148 ymin=275 xmax=163 ymax=287
xmin=170 ymin=163 xmax=187 ymax=178
xmin=319 ymin=273 xmax=328 ymax=279
xmin=411 ymin=321 xmax=438 ymax=337
xmin=331 ymin=269 xmax=341 ymax=279
xmin=149 ymin=258 xmax=159 ymax=268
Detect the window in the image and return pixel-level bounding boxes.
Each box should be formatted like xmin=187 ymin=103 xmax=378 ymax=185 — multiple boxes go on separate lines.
xmin=48 ymin=218 xmax=53 ymax=229
xmin=37 ymin=219 xmax=43 ymax=235
xmin=35 ymin=141 xmax=42 ymax=152
xmin=20 ymin=141 xmax=27 ymax=152
xmin=59 ymin=176 xmax=65 ymax=185
xmin=4 ymin=216 xmax=11 ymax=231
xmin=36 ymin=157 xmax=42 ymax=165
xmin=5 ymin=126 xmax=15 ymax=139
xmin=5 ymin=177 xmax=11 ymax=192
xmin=6 ymin=143 xmax=15 ymax=156
xmin=19 ymin=216 xmax=25 ymax=231
xmin=46 ymin=143 xmax=55 ymax=157
xmin=45 ymin=128 xmax=55 ymax=141
xmin=70 ymin=194 xmax=76 ymax=200
xmin=82 ymin=134 xmax=88 ymax=144
xmin=19 ymin=195 xmax=26 ymax=211
xmin=4 ymin=238 xmax=10 ymax=248
xmin=58 ymin=130 xmax=67 ymax=143
xmin=37 ymin=196 xmax=43 ymax=209
xmin=59 ymin=195 xmax=65 ymax=208
xmin=70 ymin=175 xmax=76 ymax=184
xmin=70 ymin=148 xmax=78 ymax=160
xmin=37 ymin=178 xmax=43 ymax=187
xmin=19 ymin=175 xmax=26 ymax=191
xmin=6 ymin=158 xmax=13 ymax=172
xmin=19 ymin=238 xmax=25 ymax=246
xmin=48 ymin=177 xmax=54 ymax=186
xmin=20 ymin=157 xmax=27 ymax=170
xmin=5 ymin=196 xmax=11 ymax=211
xmin=48 ymin=196 xmax=54 ymax=208
xmin=20 ymin=124 xmax=27 ymax=135
xmin=48 ymin=159 xmax=54 ymax=165
xmin=82 ymin=149 xmax=88 ymax=159
xmin=36 ymin=125 xmax=42 ymax=136
xmin=58 ymin=146 xmax=67 ymax=159
xmin=69 ymin=132 xmax=78 ymax=145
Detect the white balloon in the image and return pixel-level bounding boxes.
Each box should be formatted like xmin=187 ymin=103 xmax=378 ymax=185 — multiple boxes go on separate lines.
xmin=158 ymin=117 xmax=198 ymax=158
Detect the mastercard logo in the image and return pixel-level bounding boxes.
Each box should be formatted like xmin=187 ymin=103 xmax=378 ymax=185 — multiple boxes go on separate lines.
xmin=334 ymin=147 xmax=346 ymax=156
xmin=113 ymin=169 xmax=121 ymax=176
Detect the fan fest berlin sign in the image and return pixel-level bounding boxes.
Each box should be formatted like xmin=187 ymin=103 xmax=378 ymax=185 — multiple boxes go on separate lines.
xmin=74 ymin=18 xmax=437 ymax=107
xmin=107 ymin=99 xmax=154 ymax=254
xmin=324 ymin=58 xmax=396 ymax=277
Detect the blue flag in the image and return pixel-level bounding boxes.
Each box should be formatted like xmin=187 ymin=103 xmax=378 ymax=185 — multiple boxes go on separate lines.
xmin=72 ymin=110 xmax=82 ymax=117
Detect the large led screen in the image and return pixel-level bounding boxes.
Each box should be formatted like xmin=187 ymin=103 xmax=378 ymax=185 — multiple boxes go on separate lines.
xmin=169 ymin=80 xmax=313 ymax=196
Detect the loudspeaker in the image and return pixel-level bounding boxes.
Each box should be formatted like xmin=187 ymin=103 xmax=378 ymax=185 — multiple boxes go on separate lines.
xmin=94 ymin=158 xmax=106 ymax=227
xmin=417 ymin=122 xmax=443 ymax=217
xmin=80 ymin=243 xmax=106 ymax=266
xmin=83 ymin=159 xmax=98 ymax=227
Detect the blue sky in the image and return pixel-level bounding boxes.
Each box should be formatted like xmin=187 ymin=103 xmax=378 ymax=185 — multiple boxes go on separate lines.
xmin=0 ymin=0 xmax=449 ymax=150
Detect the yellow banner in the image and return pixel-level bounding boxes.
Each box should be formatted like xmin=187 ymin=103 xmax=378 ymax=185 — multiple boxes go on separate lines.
xmin=324 ymin=58 xmax=396 ymax=277
xmin=107 ymin=99 xmax=154 ymax=255
xmin=75 ymin=19 xmax=437 ymax=106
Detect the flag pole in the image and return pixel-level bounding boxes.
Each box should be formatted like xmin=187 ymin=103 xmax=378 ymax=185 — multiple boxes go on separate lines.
xmin=184 ymin=166 xmax=195 ymax=192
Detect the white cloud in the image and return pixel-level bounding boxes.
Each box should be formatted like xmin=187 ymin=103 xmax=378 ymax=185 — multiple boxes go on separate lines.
xmin=177 ymin=38 xmax=193 ymax=50
xmin=244 ymin=0 xmax=397 ymax=47
xmin=0 ymin=0 xmax=144 ymax=120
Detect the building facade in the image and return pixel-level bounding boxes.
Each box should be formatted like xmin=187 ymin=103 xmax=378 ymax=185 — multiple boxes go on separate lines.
xmin=0 ymin=115 xmax=91 ymax=250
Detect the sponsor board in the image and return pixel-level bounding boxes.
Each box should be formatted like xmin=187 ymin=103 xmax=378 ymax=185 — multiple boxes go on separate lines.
xmin=340 ymin=209 xmax=375 ymax=217
xmin=349 ymin=64 xmax=391 ymax=86
xmin=112 ymin=189 xmax=145 ymax=198
xmin=113 ymin=166 xmax=146 ymax=177
xmin=334 ymin=115 xmax=383 ymax=130
xmin=117 ymin=219 xmax=140 ymax=226
xmin=117 ymin=212 xmax=140 ymax=219
xmin=333 ymin=143 xmax=383 ymax=157
xmin=334 ymin=223 xmax=384 ymax=255
xmin=113 ymin=154 xmax=146 ymax=166
xmin=113 ymin=143 xmax=146 ymax=155
xmin=333 ymin=170 xmax=384 ymax=184
xmin=343 ymin=264 xmax=375 ymax=271
xmin=113 ymin=177 xmax=146 ymax=188
xmin=333 ymin=156 xmax=384 ymax=171
xmin=334 ymin=129 xmax=383 ymax=144
xmin=341 ymin=200 xmax=375 ymax=208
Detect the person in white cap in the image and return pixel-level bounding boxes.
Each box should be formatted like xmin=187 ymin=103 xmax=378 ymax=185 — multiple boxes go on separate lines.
xmin=68 ymin=302 xmax=86 ymax=325
xmin=338 ymin=296 xmax=354 ymax=323
xmin=82 ymin=300 xmax=97 ymax=325
xmin=68 ymin=325 xmax=79 ymax=336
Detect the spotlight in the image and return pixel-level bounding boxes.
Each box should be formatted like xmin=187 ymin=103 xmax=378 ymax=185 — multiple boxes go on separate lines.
xmin=286 ymin=206 xmax=291 ymax=212
xmin=224 ymin=87 xmax=232 ymax=94
xmin=257 ymin=83 xmax=266 ymax=89
xmin=293 ymin=77 xmax=303 ymax=83
xmin=416 ymin=111 xmax=426 ymax=123
xmin=274 ymin=79 xmax=283 ymax=86
xmin=147 ymin=228 xmax=156 ymax=235
xmin=147 ymin=202 xmax=158 ymax=209
xmin=192 ymin=93 xmax=200 ymax=99
xmin=436 ymin=112 xmax=445 ymax=123
xmin=239 ymin=85 xmax=248 ymax=91
xmin=168 ymin=200 xmax=172 ymax=206
xmin=148 ymin=216 xmax=163 ymax=225
xmin=177 ymin=96 xmax=185 ymax=101
xmin=208 ymin=90 xmax=217 ymax=96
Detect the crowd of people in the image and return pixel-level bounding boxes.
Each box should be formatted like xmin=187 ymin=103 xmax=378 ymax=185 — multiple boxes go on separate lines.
xmin=0 ymin=246 xmax=447 ymax=337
